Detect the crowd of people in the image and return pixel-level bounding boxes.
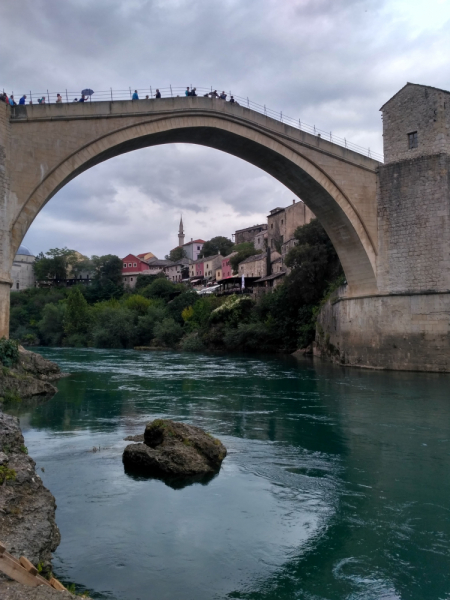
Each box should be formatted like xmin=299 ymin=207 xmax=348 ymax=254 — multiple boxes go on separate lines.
xmin=1 ymin=87 xmax=239 ymax=106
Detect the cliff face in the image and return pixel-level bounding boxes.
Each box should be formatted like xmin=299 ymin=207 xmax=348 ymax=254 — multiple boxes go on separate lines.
xmin=0 ymin=349 xmax=80 ymax=598
xmin=0 ymin=347 xmax=66 ymax=405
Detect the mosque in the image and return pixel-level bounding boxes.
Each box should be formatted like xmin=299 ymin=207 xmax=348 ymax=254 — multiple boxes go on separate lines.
xmin=11 ymin=245 xmax=36 ymax=291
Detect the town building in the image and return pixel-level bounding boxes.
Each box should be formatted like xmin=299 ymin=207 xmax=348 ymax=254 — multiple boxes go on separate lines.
xmin=122 ymin=253 xmax=155 ymax=288
xmin=217 ymin=252 xmax=237 ymax=281
xmin=11 ymin=245 xmax=35 ymax=291
xmin=189 ymin=257 xmax=205 ymax=281
xmin=164 ymin=257 xmax=190 ymax=282
xmin=234 ymin=224 xmax=267 ymax=245
xmin=137 ymin=251 xmax=157 ymax=262
xmin=267 ymin=199 xmax=314 ymax=252
xmin=203 ymin=255 xmax=222 ymax=281
xmin=182 ymin=238 xmax=205 ymax=261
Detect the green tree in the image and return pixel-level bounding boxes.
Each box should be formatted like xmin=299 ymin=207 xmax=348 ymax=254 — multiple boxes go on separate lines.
xmin=165 ymin=247 xmax=187 ymax=261
xmin=91 ymin=254 xmax=123 ymax=286
xmin=153 ymin=318 xmax=184 ymax=347
xmin=199 ymin=236 xmax=234 ymax=258
xmin=229 ymin=242 xmax=262 ymax=273
xmin=122 ymin=294 xmax=152 ymax=316
xmin=38 ymin=303 xmax=66 ymax=346
xmin=142 ymin=278 xmax=183 ymax=302
xmin=34 ymin=247 xmax=77 ymax=281
xmin=64 ymin=287 xmax=91 ymax=339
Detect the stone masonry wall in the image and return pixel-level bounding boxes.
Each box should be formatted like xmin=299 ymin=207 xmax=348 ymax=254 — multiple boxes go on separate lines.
xmin=382 ymin=84 xmax=450 ymax=164
xmin=377 ymin=154 xmax=450 ymax=294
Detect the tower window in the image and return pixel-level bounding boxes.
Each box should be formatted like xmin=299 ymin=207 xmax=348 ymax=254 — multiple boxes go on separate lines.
xmin=408 ymin=131 xmax=418 ymax=149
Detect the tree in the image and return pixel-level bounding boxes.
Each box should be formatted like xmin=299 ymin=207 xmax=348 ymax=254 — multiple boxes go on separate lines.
xmin=229 ymin=242 xmax=262 ymax=273
xmin=199 ymin=236 xmax=234 ymax=258
xmin=91 ymin=254 xmax=123 ymax=285
xmin=34 ymin=247 xmax=77 ymax=281
xmin=165 ymin=247 xmax=187 ymax=261
xmin=64 ymin=287 xmax=91 ymax=338
xmin=142 ymin=278 xmax=183 ymax=302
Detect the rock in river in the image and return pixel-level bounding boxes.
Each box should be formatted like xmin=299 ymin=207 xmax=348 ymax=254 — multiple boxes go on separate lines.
xmin=122 ymin=419 xmax=227 ymax=480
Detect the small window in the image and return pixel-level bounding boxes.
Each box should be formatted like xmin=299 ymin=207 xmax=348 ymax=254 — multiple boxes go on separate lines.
xmin=133 ymin=263 xmax=137 ymax=267
xmin=408 ymin=131 xmax=418 ymax=149
xmin=130 ymin=277 xmax=133 ymax=282
xmin=281 ymin=220 xmax=284 ymax=224
xmin=271 ymin=224 xmax=273 ymax=229
xmin=123 ymin=263 xmax=127 ymax=268
xmin=16 ymin=282 xmax=19 ymax=289
xmin=124 ymin=277 xmax=127 ymax=281
xmin=128 ymin=263 xmax=132 ymax=267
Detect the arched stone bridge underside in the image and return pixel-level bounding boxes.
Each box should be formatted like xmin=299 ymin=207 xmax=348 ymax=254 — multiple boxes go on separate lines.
xmin=5 ymin=97 xmax=380 ymax=297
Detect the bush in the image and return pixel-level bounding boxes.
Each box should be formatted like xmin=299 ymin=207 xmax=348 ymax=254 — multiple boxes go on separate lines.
xmin=91 ymin=305 xmax=136 ymax=348
xmin=142 ymin=278 xmax=183 ymax=302
xmin=0 ymin=338 xmax=19 ymax=368
xmin=166 ymin=291 xmax=199 ymax=324
xmin=123 ymin=294 xmax=152 ymax=316
xmin=38 ymin=303 xmax=66 ymax=346
xmin=153 ymin=318 xmax=183 ymax=347
xmin=181 ymin=332 xmax=206 ymax=352
xmin=134 ymin=305 xmax=168 ymax=346
xmin=223 ymin=322 xmax=277 ymax=353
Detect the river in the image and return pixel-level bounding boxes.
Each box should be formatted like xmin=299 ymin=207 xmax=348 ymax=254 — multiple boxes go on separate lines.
xmin=12 ymin=348 xmax=450 ymax=599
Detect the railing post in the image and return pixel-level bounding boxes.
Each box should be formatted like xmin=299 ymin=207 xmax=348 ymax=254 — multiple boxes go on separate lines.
xmin=129 ymin=87 xmax=132 ymax=98
xmin=330 ymin=131 xmax=332 ymax=142
xmin=314 ymin=125 xmax=316 ymax=134
xmin=150 ymin=86 xmax=153 ymax=98
xmin=47 ymin=89 xmax=50 ymax=103
xmin=299 ymin=118 xmax=301 ymax=130
xmin=65 ymin=89 xmax=68 ymax=103
xmin=30 ymin=91 xmax=32 ymax=104
xmin=280 ymin=111 xmax=283 ymax=122
xmin=264 ymin=105 xmax=266 ymax=115
xmin=110 ymin=88 xmax=113 ymax=101
xmin=170 ymin=85 xmax=173 ymax=97
xmin=368 ymin=148 xmax=371 ymax=157
xmin=344 ymin=138 xmax=347 ymax=148
xmin=247 ymin=97 xmax=249 ymax=108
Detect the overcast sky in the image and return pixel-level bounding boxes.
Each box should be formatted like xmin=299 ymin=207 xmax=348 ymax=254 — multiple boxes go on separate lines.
xmin=2 ymin=0 xmax=450 ymax=259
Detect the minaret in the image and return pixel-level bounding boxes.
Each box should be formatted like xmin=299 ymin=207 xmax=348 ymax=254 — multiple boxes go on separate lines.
xmin=178 ymin=215 xmax=185 ymax=247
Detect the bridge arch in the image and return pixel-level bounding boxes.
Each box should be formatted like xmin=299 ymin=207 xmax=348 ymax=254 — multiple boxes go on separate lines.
xmin=8 ymin=101 xmax=379 ymax=296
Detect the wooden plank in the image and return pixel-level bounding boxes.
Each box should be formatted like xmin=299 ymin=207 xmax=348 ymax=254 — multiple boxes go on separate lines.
xmin=0 ymin=553 xmax=44 ymax=587
xmin=50 ymin=576 xmax=67 ymax=590
xmin=19 ymin=555 xmax=38 ymax=575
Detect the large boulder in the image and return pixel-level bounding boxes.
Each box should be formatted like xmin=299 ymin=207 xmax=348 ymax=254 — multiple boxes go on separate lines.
xmin=122 ymin=419 xmax=227 ymax=480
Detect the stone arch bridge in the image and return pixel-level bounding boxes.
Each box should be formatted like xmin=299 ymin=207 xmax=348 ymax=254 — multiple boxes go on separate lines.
xmin=1 ymin=89 xmax=449 ymax=371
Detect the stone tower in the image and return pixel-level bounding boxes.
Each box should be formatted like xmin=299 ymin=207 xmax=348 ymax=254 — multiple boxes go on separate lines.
xmin=178 ymin=216 xmax=185 ymax=247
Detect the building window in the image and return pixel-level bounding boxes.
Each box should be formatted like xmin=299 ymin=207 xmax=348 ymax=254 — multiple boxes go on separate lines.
xmin=123 ymin=263 xmax=127 ymax=268
xmin=130 ymin=277 xmax=133 ymax=282
xmin=124 ymin=277 xmax=127 ymax=281
xmin=408 ymin=131 xmax=418 ymax=149
xmin=281 ymin=220 xmax=284 ymax=224
xmin=128 ymin=263 xmax=132 ymax=267
xmin=271 ymin=224 xmax=273 ymax=229
xmin=133 ymin=263 xmax=137 ymax=267
xmin=197 ymin=246 xmax=200 ymax=250
xmin=16 ymin=282 xmax=19 ymax=289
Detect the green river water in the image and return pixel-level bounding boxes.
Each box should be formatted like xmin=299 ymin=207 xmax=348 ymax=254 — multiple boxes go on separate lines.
xmin=11 ymin=348 xmax=450 ymax=599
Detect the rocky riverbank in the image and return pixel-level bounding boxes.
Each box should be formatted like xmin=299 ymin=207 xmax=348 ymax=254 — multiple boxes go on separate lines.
xmin=0 ymin=348 xmax=81 ymax=598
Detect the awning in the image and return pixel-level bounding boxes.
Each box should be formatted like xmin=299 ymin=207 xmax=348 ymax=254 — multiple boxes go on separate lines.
xmin=190 ymin=279 xmax=202 ymax=284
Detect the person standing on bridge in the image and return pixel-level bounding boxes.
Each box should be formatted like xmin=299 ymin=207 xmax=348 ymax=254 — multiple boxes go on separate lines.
xmin=19 ymin=95 xmax=27 ymax=105
xmin=9 ymin=95 xmax=16 ymax=106
xmin=185 ymin=87 xmax=190 ymax=96
xmin=56 ymin=94 xmax=62 ymax=103
xmin=155 ymin=89 xmax=161 ymax=98
xmin=132 ymin=90 xmax=139 ymax=100
xmin=219 ymin=91 xmax=227 ymax=100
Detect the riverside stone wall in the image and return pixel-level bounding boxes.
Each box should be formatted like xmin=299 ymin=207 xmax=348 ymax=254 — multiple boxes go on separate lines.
xmin=315 ymin=290 xmax=450 ymax=372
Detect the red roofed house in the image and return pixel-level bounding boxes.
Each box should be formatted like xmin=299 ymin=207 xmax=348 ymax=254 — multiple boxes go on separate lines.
xmin=122 ymin=253 xmax=154 ymax=289
xmin=182 ymin=238 xmax=205 ymax=261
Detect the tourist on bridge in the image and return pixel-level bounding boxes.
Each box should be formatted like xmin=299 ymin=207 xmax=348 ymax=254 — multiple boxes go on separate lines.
xmin=56 ymin=94 xmax=62 ymax=103
xmin=155 ymin=89 xmax=161 ymax=98
xmin=0 ymin=93 xmax=6 ymax=103
xmin=78 ymin=95 xmax=86 ymax=102
xmin=185 ymin=87 xmax=190 ymax=96
xmin=190 ymin=87 xmax=197 ymax=96
xmin=132 ymin=90 xmax=139 ymax=100
xmin=9 ymin=95 xmax=16 ymax=106
xmin=229 ymin=96 xmax=238 ymax=104
xmin=19 ymin=95 xmax=27 ymax=105
xmin=219 ymin=91 xmax=227 ymax=100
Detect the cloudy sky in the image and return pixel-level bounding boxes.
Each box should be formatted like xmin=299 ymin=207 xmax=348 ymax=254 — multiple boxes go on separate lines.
xmin=2 ymin=0 xmax=450 ymax=259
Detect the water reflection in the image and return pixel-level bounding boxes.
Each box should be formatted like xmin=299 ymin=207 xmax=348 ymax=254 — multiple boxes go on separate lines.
xmin=11 ymin=348 xmax=450 ymax=600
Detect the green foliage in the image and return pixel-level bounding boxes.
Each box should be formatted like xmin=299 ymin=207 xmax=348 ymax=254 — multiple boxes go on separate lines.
xmin=64 ymin=287 xmax=91 ymax=340
xmin=134 ymin=304 xmax=168 ymax=346
xmin=0 ymin=466 xmax=16 ymax=484
xmin=199 ymin=236 xmax=234 ymax=258
xmin=135 ymin=273 xmax=160 ymax=291
xmin=180 ymin=332 xmax=206 ymax=352
xmin=230 ymin=243 xmax=262 ymax=273
xmin=0 ymin=338 xmax=19 ymax=367
xmin=153 ymin=318 xmax=184 ymax=347
xmin=2 ymin=389 xmax=22 ymax=404
xmin=91 ymin=304 xmax=136 ymax=349
xmin=38 ymin=303 xmax=66 ymax=346
xmin=20 ymin=444 xmax=28 ymax=454
xmin=122 ymin=294 xmax=152 ymax=316
xmin=33 ymin=247 xmax=78 ymax=281
xmin=142 ymin=278 xmax=183 ymax=302
xmin=210 ymin=294 xmax=254 ymax=327
xmin=165 ymin=246 xmax=187 ymax=261
xmin=223 ymin=322 xmax=278 ymax=352
xmin=91 ymin=254 xmax=123 ymax=286
xmin=166 ymin=291 xmax=199 ymax=324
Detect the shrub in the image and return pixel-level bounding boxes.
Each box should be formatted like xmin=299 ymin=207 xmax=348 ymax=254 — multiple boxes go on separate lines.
xmin=123 ymin=294 xmax=152 ymax=316
xmin=153 ymin=318 xmax=183 ymax=347
xmin=142 ymin=278 xmax=183 ymax=302
xmin=38 ymin=303 xmax=66 ymax=346
xmin=0 ymin=338 xmax=19 ymax=368
xmin=91 ymin=306 xmax=136 ymax=348
xmin=134 ymin=305 xmax=168 ymax=345
xmin=181 ymin=332 xmax=206 ymax=352
xmin=64 ymin=287 xmax=91 ymax=338
xmin=223 ymin=322 xmax=277 ymax=353
xmin=0 ymin=466 xmax=16 ymax=484
xmin=167 ymin=291 xmax=199 ymax=324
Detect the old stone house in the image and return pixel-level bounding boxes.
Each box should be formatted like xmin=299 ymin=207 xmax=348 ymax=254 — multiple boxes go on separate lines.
xmin=11 ymin=245 xmax=35 ymax=291
xmin=238 ymin=251 xmax=281 ymax=279
xmin=267 ymin=199 xmax=314 ymax=252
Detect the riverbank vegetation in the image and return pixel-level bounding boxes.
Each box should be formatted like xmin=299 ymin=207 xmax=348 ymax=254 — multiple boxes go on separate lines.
xmin=10 ymin=220 xmax=343 ymax=353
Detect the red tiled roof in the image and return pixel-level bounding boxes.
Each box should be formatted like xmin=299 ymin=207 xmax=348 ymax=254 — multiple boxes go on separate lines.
xmin=182 ymin=239 xmax=205 ymax=246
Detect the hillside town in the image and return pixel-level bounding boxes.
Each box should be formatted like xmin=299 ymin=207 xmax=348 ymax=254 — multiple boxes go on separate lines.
xmin=13 ymin=199 xmax=315 ymax=296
